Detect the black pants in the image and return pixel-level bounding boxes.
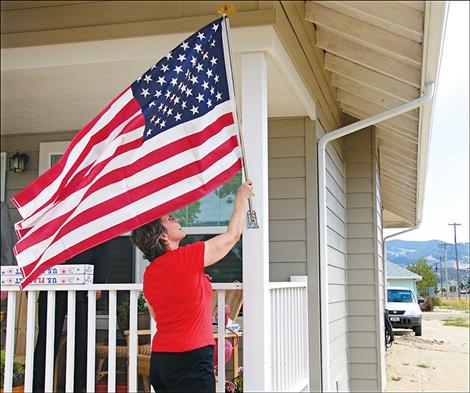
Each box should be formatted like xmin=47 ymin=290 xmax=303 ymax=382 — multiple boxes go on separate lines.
xmin=150 ymin=346 xmax=215 ymax=393
xmin=33 ymin=291 xmax=88 ymax=393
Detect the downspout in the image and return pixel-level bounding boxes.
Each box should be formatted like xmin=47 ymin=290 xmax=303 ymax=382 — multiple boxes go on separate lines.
xmin=318 ymin=82 xmax=435 ymax=392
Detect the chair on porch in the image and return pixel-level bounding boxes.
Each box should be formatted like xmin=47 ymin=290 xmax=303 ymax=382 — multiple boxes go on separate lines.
xmin=136 ymin=283 xmax=243 ymax=393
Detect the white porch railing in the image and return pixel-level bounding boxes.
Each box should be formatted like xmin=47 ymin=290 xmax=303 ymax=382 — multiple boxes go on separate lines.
xmin=1 ymin=282 xmax=242 ymax=393
xmin=269 ymin=282 xmax=309 ymax=392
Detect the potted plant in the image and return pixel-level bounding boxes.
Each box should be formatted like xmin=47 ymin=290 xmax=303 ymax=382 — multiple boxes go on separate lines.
xmin=117 ymin=293 xmax=150 ymax=336
xmin=0 ymin=350 xmax=25 ymax=393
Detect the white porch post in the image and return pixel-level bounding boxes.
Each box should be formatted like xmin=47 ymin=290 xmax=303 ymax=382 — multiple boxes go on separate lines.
xmin=241 ymin=51 xmax=271 ymax=391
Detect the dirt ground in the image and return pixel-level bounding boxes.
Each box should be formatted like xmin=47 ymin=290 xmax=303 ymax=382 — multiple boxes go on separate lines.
xmin=385 ymin=309 xmax=469 ymax=392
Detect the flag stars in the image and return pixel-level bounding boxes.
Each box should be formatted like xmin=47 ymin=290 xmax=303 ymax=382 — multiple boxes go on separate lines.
xmin=202 ymin=52 xmax=209 ymax=61
xmin=195 ymin=63 xmax=204 ymax=73
xmin=202 ymin=81 xmax=209 ymax=90
xmin=174 ymin=96 xmax=180 ymax=104
xmin=165 ymin=90 xmax=171 ymax=98
xmin=154 ymin=90 xmax=162 ymax=98
xmin=141 ymin=88 xmax=150 ymax=98
xmin=190 ymin=56 xmax=197 ymax=67
xmin=167 ymin=108 xmax=173 ymax=116
xmin=212 ymin=23 xmax=219 ymax=32
xmin=190 ymin=75 xmax=198 ymax=85
xmin=175 ymin=113 xmax=182 ymax=121
xmin=147 ymin=129 xmax=153 ymax=136
xmin=174 ymin=65 xmax=183 ymax=74
xmin=161 ymin=64 xmax=169 ymax=72
xmin=210 ymin=57 xmax=218 ymax=66
xmin=177 ymin=53 xmax=186 ymax=63
xmin=160 ymin=120 xmax=166 ymax=128
xmin=149 ymin=101 xmax=156 ymax=107
xmin=190 ymin=105 xmax=199 ymax=115
xmin=210 ymin=39 xmax=216 ymax=47
xmin=181 ymin=41 xmax=189 ymax=51
xmin=210 ymin=87 xmax=215 ymax=95
xmin=157 ymin=76 xmax=166 ymax=86
xmin=194 ymin=43 xmax=202 ymax=53
xmin=197 ymin=32 xmax=206 ymax=40
xmin=216 ymin=92 xmax=222 ymax=101
xmin=207 ymin=99 xmax=212 ymax=108
xmin=165 ymin=52 xmax=172 ymax=60
xmin=181 ymin=101 xmax=187 ymax=109
xmin=170 ymin=78 xmax=178 ymax=87
xmin=206 ymin=69 xmax=213 ymax=78
xmin=185 ymin=88 xmax=193 ymax=97
xmin=196 ymin=93 xmax=204 ymax=103
xmin=143 ymin=74 xmax=153 ymax=84
xmin=214 ymin=75 xmax=220 ymax=83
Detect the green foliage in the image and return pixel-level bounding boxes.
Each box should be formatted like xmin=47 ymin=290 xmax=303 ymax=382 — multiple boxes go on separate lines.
xmin=408 ymin=258 xmax=438 ymax=296
xmin=116 ymin=293 xmax=149 ymax=334
xmin=443 ymin=317 xmax=470 ymax=328
xmin=417 ymin=363 xmax=430 ymax=368
xmin=0 ymin=350 xmax=25 ymax=388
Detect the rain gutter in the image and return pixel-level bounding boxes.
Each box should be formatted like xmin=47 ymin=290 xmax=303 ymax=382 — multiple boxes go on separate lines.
xmin=318 ymin=82 xmax=435 ymax=392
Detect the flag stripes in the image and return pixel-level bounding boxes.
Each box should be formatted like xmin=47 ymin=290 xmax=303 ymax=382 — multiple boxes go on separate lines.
xmin=12 ymin=89 xmax=137 ymax=219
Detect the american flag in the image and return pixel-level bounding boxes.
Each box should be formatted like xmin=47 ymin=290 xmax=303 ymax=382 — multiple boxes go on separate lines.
xmin=12 ymin=17 xmax=242 ymax=288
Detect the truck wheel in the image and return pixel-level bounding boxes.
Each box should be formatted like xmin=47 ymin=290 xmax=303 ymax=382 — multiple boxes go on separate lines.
xmin=413 ymin=325 xmax=422 ymax=336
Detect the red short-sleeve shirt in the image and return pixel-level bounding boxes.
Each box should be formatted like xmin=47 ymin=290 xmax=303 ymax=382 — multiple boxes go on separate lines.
xmin=143 ymin=241 xmax=215 ymax=352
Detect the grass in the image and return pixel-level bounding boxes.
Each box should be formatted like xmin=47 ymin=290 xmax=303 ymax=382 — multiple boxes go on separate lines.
xmin=417 ymin=363 xmax=430 ymax=368
xmin=443 ymin=317 xmax=470 ymax=328
xmin=438 ymin=298 xmax=470 ymax=312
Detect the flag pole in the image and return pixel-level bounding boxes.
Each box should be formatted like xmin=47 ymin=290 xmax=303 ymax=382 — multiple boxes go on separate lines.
xmin=220 ymin=13 xmax=259 ymax=229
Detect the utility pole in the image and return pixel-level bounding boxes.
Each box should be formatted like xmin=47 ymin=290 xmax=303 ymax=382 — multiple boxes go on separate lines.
xmin=440 ymin=242 xmax=449 ymax=298
xmin=449 ymin=223 xmax=461 ymax=300
xmin=439 ymin=256 xmax=444 ymax=296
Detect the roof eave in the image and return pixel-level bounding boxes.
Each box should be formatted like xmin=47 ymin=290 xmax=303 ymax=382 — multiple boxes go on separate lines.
xmin=415 ymin=1 xmax=449 ymax=225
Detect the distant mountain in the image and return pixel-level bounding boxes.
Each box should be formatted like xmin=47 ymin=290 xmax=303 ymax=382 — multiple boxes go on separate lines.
xmin=386 ymin=239 xmax=470 ymax=283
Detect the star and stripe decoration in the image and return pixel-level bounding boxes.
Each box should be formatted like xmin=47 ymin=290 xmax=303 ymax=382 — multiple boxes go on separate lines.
xmin=133 ymin=20 xmax=230 ymax=141
xmin=12 ymin=17 xmax=242 ymax=288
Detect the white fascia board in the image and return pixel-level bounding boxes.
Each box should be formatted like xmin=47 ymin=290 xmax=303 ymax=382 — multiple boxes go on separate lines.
xmin=1 ymin=25 xmax=275 ymax=71
xmin=416 ymin=1 xmax=449 ymax=224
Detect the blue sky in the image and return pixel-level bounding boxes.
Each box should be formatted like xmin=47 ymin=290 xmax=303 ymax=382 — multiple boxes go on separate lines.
xmin=387 ymin=2 xmax=469 ymax=244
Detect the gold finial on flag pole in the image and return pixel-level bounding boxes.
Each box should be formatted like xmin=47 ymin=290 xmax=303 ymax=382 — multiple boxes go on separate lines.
xmin=220 ymin=10 xmax=259 ymax=229
xmin=217 ymin=3 xmax=237 ymax=16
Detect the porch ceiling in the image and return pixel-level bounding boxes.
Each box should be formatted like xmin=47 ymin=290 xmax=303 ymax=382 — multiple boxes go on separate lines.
xmin=305 ymin=1 xmax=427 ymax=227
xmin=0 ymin=31 xmax=306 ymax=134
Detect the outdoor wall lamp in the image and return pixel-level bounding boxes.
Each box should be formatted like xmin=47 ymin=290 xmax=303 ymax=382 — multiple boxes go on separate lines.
xmin=9 ymin=150 xmax=29 ymax=173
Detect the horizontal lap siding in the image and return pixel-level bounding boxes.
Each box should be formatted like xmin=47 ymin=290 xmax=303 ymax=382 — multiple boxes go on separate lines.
xmin=268 ymin=118 xmax=308 ymax=281
xmin=345 ymin=129 xmax=381 ymax=392
xmin=318 ymin=122 xmax=350 ymax=391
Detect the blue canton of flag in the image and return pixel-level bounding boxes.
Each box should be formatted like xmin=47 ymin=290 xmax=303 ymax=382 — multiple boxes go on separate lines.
xmin=131 ymin=18 xmax=230 ymax=141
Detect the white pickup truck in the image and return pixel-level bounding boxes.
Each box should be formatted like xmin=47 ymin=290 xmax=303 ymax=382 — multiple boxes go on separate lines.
xmin=386 ymin=287 xmax=423 ymax=336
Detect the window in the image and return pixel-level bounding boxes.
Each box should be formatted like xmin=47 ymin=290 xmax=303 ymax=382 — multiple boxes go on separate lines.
xmin=175 ymin=171 xmax=243 ymax=282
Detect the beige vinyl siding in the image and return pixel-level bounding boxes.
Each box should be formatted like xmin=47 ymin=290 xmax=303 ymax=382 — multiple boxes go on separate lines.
xmin=345 ymin=128 xmax=383 ymax=392
xmin=317 ymin=122 xmax=350 ymax=391
xmin=268 ymin=117 xmax=309 ymax=281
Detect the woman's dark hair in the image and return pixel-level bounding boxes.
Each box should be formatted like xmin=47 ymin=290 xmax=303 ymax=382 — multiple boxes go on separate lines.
xmin=130 ymin=218 xmax=168 ymax=262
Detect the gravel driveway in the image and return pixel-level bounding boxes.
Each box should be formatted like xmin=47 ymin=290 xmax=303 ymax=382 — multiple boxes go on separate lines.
xmin=385 ymin=309 xmax=469 ymax=392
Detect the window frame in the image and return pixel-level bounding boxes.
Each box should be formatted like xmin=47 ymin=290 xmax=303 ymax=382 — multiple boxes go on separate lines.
xmin=1 ymin=152 xmax=6 ymax=202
